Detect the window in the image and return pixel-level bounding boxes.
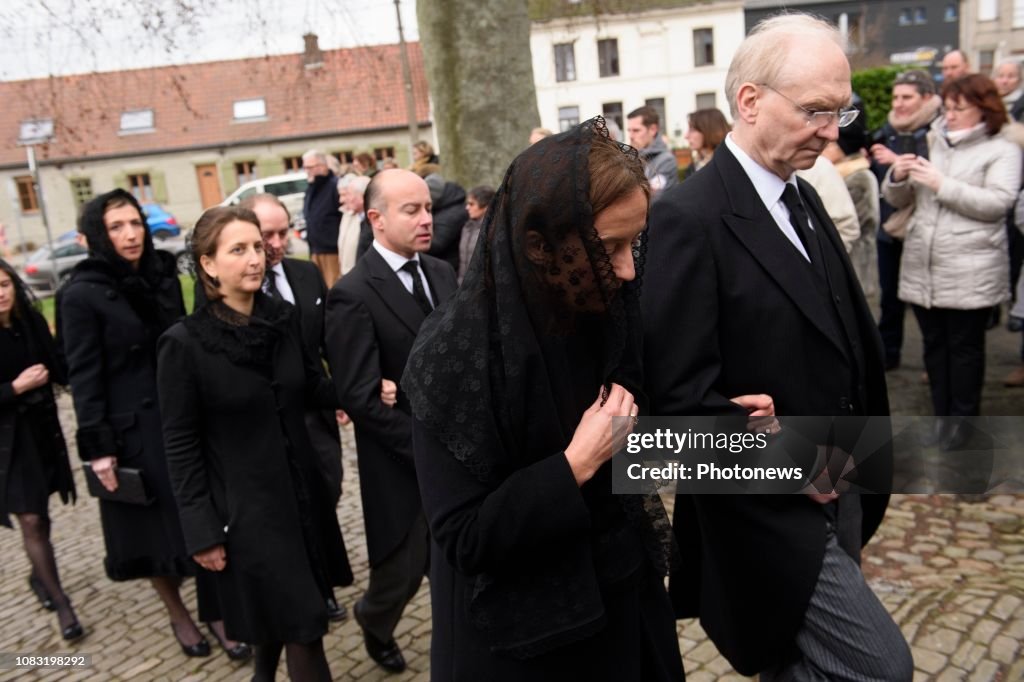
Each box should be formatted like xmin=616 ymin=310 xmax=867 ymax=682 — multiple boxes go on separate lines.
xmin=119 ymin=109 xmax=154 ymax=133
xmin=946 ymin=3 xmax=959 ymax=21
xmin=233 ymin=98 xmax=267 ymax=121
xmin=283 ymin=156 xmax=303 ymax=171
xmin=898 ymin=8 xmax=913 ymax=25
xmin=979 ymin=50 xmax=995 ymax=75
xmin=978 ymin=0 xmax=998 ymax=21
xmin=127 ymin=173 xmax=154 ymax=202
xmin=1014 ymin=0 xmax=1024 ymax=27
xmin=693 ymin=28 xmax=714 ymax=67
xmin=646 ymin=98 xmax=666 ymax=127
xmin=558 ymin=106 xmax=580 ymax=131
xmin=18 ymin=118 xmax=53 ymax=144
xmin=70 ymin=178 xmax=93 ymax=207
xmin=266 ymin=178 xmax=308 ymax=197
xmin=914 ymin=7 xmax=927 ymax=24
xmin=373 ymin=147 xmax=396 ymax=162
xmin=554 ymin=43 xmax=576 ymax=82
xmin=235 ymin=161 xmax=257 ymax=185
xmin=602 ymin=102 xmax=624 ymax=130
xmin=696 ymin=92 xmax=717 ymax=110
xmin=598 ymin=39 xmax=619 ymax=77
xmin=15 ymin=176 xmax=38 ymax=212
xmin=334 ymin=151 xmax=355 ymax=164
xmin=836 ymin=12 xmax=864 ymax=46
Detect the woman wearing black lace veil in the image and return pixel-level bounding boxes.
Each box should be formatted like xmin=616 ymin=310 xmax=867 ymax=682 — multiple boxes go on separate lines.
xmin=402 ymin=119 xmax=683 ymax=679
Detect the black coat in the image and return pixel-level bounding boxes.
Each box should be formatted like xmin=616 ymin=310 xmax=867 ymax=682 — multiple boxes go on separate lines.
xmin=303 ymin=172 xmax=342 ymax=255
xmin=642 ymin=142 xmax=891 ymax=676
xmin=60 ymin=256 xmax=194 ymax=579
xmin=428 ymin=182 xmax=469 ymax=271
xmin=195 ymin=258 xmax=344 ymax=501
xmin=157 ymin=299 xmax=348 ymax=644
xmin=0 ymin=309 xmax=74 ymax=527
xmin=324 ymin=247 xmax=456 ymax=566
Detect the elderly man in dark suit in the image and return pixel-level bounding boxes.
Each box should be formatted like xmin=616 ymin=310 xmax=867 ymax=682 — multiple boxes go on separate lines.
xmin=643 ymin=14 xmax=913 ymax=682
xmin=325 ymin=169 xmax=457 ymax=674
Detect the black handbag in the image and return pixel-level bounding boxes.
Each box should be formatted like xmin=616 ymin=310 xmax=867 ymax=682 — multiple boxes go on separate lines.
xmin=82 ymin=465 xmax=155 ymax=506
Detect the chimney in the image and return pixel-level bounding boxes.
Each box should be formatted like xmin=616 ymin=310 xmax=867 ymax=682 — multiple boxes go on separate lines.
xmin=303 ymin=33 xmax=323 ymax=68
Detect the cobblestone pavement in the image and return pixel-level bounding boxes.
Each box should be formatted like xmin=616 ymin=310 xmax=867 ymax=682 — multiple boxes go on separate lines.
xmin=1 ymin=311 xmax=1022 ymax=681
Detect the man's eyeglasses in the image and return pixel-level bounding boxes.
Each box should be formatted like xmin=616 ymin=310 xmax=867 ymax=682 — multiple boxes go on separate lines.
xmin=759 ymin=84 xmax=860 ymax=129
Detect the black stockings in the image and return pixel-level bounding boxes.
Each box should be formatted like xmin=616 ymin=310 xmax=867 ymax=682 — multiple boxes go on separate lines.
xmin=16 ymin=512 xmax=75 ymax=629
xmin=252 ymin=639 xmax=331 ymax=682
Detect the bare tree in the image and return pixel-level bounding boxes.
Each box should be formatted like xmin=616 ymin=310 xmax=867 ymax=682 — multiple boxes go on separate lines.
xmin=416 ymin=0 xmax=540 ymax=188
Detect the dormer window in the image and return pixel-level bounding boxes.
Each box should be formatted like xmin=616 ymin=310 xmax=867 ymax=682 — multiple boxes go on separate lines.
xmin=120 ymin=109 xmax=154 ymax=133
xmin=233 ymin=98 xmax=267 ymax=121
xmin=19 ymin=118 xmax=54 ymax=144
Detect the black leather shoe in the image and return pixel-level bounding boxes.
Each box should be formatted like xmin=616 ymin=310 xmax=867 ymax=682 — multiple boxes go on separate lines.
xmin=326 ymin=597 xmax=348 ymax=622
xmin=207 ymin=623 xmax=253 ymax=662
xmin=28 ymin=575 xmax=55 ymax=611
xmin=353 ymin=602 xmax=406 ymax=673
xmin=919 ymin=417 xmax=950 ymax=447
xmin=941 ymin=419 xmax=974 ymax=451
xmin=171 ymin=622 xmax=211 ymax=658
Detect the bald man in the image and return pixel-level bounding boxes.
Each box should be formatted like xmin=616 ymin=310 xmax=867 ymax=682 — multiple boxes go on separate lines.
xmin=324 ymin=169 xmax=457 ymax=673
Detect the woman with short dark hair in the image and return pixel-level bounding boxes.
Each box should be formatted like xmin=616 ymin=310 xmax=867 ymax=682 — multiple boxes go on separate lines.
xmin=683 ymin=108 xmax=731 ymax=179
xmin=158 ymin=205 xmax=347 ymax=681
xmin=0 ymin=259 xmax=81 ymax=640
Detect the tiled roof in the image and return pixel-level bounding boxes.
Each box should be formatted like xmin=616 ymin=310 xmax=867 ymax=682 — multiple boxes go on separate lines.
xmin=0 ymin=42 xmax=430 ymax=168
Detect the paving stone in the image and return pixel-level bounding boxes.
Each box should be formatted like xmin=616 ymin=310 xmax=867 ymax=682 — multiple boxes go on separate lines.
xmin=913 ymin=647 xmax=948 ymax=674
xmin=989 ymin=635 xmax=1019 ymax=664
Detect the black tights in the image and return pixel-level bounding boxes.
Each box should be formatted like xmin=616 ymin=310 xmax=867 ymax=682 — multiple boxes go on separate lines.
xmin=16 ymin=512 xmax=76 ymax=629
xmin=252 ymin=639 xmax=331 ymax=682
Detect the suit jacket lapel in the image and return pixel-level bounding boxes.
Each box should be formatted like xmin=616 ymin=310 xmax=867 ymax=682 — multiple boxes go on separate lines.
xmin=364 ymin=248 xmax=427 ymax=335
xmin=420 ymin=257 xmax=455 ymax=306
xmin=714 ymin=145 xmax=849 ymax=357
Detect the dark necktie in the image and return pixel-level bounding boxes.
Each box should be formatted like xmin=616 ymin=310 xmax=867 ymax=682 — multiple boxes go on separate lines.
xmin=780 ymin=184 xmax=817 ymax=263
xmin=400 ymin=260 xmax=433 ymax=316
xmin=264 ymin=269 xmax=281 ymax=300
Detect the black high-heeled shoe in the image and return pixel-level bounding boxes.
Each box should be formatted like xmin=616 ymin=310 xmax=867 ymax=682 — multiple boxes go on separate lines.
xmin=170 ymin=621 xmax=211 ymax=658
xmin=28 ymin=574 xmax=56 ymax=611
xmin=56 ymin=602 xmax=84 ymax=642
xmin=207 ymin=623 xmax=253 ymax=661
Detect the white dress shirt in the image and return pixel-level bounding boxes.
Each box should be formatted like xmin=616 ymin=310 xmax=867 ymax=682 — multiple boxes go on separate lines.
xmin=724 ymin=133 xmax=813 ymax=262
xmin=372 ymin=240 xmax=435 ymax=307
xmin=269 ymin=262 xmax=295 ymax=304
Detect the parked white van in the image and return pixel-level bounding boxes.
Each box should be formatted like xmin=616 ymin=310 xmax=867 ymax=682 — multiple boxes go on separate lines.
xmin=220 ymin=172 xmax=308 ymax=233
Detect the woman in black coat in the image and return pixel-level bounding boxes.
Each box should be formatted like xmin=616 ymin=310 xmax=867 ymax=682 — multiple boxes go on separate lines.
xmin=59 ymin=189 xmax=214 ymax=656
xmin=0 ymin=259 xmax=81 ymax=640
xmin=158 ymin=206 xmax=348 ymax=682
xmin=401 ymin=119 xmax=689 ymax=680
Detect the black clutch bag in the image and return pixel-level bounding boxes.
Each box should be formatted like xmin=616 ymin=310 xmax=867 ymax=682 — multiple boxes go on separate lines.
xmin=83 ymin=465 xmax=155 ymax=506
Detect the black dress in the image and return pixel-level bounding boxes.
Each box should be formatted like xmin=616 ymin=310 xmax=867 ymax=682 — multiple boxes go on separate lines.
xmin=0 ymin=310 xmax=74 ymax=527
xmin=59 ymin=254 xmax=194 ymax=579
xmin=403 ymin=118 xmax=684 ymax=681
xmin=157 ymin=296 xmax=350 ymax=644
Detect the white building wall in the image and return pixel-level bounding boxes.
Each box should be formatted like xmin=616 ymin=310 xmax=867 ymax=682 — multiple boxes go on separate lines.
xmin=531 ymin=3 xmax=746 ymax=148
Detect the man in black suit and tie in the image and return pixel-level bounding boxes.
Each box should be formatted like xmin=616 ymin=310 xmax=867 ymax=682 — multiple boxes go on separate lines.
xmin=325 ymin=169 xmax=457 ymax=673
xmin=643 ymin=14 xmax=913 ymax=682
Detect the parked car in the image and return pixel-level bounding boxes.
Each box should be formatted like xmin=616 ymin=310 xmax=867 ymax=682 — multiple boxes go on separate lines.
xmin=220 ymin=172 xmax=308 ymax=235
xmin=142 ymin=203 xmax=181 ymax=239
xmin=22 ymin=236 xmax=191 ymax=293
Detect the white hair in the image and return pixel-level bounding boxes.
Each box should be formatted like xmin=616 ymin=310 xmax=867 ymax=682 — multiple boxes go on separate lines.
xmin=302 ymin=149 xmax=327 ymax=164
xmin=725 ymin=13 xmax=847 ymax=118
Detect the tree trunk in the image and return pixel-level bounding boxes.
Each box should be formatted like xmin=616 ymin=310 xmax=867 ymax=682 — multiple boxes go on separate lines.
xmin=416 ymin=0 xmax=540 ymax=189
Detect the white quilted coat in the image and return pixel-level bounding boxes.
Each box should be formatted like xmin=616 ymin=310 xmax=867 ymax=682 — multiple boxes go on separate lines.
xmin=882 ymin=120 xmax=1023 ymax=310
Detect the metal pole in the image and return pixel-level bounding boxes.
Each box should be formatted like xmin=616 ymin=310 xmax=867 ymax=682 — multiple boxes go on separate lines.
xmin=27 ymin=146 xmax=59 ymax=290
xmin=394 ymin=0 xmax=420 ymax=159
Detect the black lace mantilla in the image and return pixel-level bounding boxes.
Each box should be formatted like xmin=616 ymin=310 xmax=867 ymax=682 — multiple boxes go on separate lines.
xmin=402 ymin=117 xmax=676 ymax=658
xmin=183 ymin=295 xmax=293 ymax=368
